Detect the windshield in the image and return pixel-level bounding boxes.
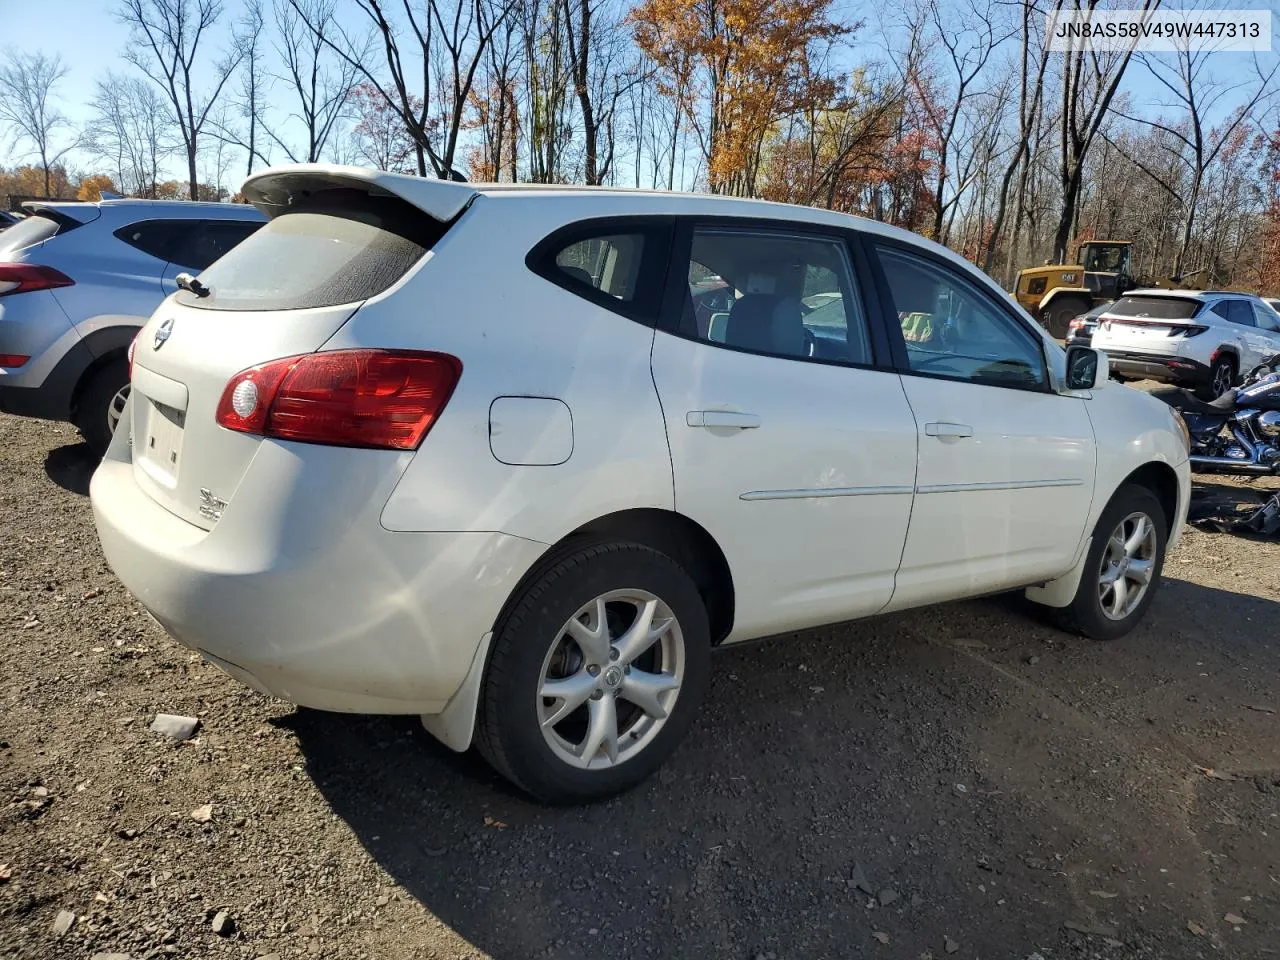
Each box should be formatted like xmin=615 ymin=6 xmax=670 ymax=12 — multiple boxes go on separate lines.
xmin=1104 ymin=296 xmax=1201 ymax=321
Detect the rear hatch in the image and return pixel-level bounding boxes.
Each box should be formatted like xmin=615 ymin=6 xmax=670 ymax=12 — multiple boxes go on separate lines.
xmin=1093 ymin=294 xmax=1204 ymax=352
xmin=126 ymin=166 xmax=475 ymax=529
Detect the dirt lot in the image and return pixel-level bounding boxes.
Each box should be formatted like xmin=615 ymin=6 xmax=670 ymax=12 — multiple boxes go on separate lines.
xmin=1 ymin=407 xmax=1278 ymax=960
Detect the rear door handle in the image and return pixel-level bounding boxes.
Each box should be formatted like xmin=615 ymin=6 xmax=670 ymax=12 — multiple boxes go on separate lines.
xmin=687 ymin=410 xmax=762 ymax=429
xmin=925 ymin=422 xmax=973 ymax=439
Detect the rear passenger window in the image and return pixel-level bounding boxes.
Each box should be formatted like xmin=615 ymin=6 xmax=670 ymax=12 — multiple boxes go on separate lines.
xmin=680 ymin=227 xmax=872 ymax=365
xmin=115 ymin=220 xmax=189 ymax=261
xmin=1228 ymin=300 xmax=1255 ymax=327
xmin=176 ymin=191 xmax=445 ymax=311
xmin=553 ymin=234 xmax=644 ymax=301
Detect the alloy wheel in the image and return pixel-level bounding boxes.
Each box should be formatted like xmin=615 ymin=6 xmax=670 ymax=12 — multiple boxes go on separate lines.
xmin=537 ymin=589 xmax=685 ymax=770
xmin=1097 ymin=511 xmax=1157 ymax=621
xmin=107 ymin=384 xmax=130 ymax=436
xmin=1211 ymin=363 xmax=1233 ymax=398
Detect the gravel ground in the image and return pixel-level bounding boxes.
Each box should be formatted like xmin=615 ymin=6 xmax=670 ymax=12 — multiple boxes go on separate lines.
xmin=2 ymin=407 xmax=1278 ymax=960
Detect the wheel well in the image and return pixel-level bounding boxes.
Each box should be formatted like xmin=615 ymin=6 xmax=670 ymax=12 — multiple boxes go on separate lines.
xmin=69 ymin=349 xmax=127 ymax=425
xmin=1121 ymin=462 xmax=1179 ymax=538
xmin=564 ymin=509 xmax=735 ymax=644
xmin=1211 ymin=346 xmax=1238 ymax=368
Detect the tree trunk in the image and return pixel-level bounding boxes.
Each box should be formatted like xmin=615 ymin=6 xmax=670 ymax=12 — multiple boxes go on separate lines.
xmin=188 ymin=144 xmax=199 ymax=201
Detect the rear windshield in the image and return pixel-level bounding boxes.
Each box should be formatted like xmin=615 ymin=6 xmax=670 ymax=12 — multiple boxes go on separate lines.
xmin=0 ymin=213 xmax=61 ymax=254
xmin=1104 ymin=296 xmax=1201 ymax=321
xmin=177 ymin=190 xmax=446 ymax=311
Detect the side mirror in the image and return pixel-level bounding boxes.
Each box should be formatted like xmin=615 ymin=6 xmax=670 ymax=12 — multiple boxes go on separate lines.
xmin=1065 ymin=345 xmax=1107 ymax=391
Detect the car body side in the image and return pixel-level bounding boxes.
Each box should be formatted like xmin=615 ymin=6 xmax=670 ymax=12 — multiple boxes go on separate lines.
xmin=90 ymin=176 xmax=1190 ymax=753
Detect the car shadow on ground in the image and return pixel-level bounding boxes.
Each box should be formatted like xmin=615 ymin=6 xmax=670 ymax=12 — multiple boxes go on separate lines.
xmin=284 ymin=580 xmax=1280 ymax=960
xmin=43 ymin=442 xmax=98 ymax=496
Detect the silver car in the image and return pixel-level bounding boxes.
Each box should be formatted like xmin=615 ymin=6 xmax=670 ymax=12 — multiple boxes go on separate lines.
xmin=0 ymin=199 xmax=264 ymax=452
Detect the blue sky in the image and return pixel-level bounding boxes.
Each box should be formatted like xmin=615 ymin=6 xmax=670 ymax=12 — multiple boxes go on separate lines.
xmin=2 ymin=0 xmax=1277 ymax=189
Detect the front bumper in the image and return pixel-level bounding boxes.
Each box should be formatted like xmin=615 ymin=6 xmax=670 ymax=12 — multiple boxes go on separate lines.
xmin=89 ymin=427 xmax=548 ymax=715
xmin=1107 ymin=351 xmax=1209 ymax=386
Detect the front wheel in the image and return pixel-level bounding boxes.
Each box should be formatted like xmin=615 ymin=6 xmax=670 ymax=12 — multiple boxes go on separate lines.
xmin=1060 ymin=484 xmax=1167 ymax=641
xmin=475 ymin=541 xmax=710 ymax=803
xmin=1043 ymin=297 xmax=1090 ymax=340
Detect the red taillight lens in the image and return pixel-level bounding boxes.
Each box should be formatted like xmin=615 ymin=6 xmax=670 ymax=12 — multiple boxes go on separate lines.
xmin=0 ymin=263 xmax=74 ymax=297
xmin=0 ymin=354 xmax=31 ymax=368
xmin=1173 ymin=324 xmax=1209 ymax=338
xmin=216 ymin=350 xmax=462 ymax=450
xmin=127 ymin=329 xmax=141 ymax=380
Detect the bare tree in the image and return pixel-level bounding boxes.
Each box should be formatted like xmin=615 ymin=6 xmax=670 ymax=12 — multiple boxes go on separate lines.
xmin=267 ymin=0 xmax=363 ymax=163
xmin=1117 ymin=42 xmax=1278 ymax=276
xmin=289 ymin=0 xmax=517 ymax=179
xmin=0 ymin=51 xmax=77 ymax=197
xmin=117 ymin=0 xmax=246 ymax=200
xmin=238 ymin=0 xmax=268 ymax=175
xmin=982 ymin=0 xmax=1053 ymax=274
xmin=1049 ymin=0 xmax=1160 ymax=262
xmin=562 ymin=0 xmax=638 ymax=184
xmin=85 ymin=71 xmax=173 ymax=197
xmin=909 ymin=0 xmax=1015 ymax=243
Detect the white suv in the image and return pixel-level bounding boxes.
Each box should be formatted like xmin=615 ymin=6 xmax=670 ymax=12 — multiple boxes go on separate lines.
xmin=0 ymin=199 xmax=264 ymax=452
xmin=91 ymin=165 xmax=1191 ymax=803
xmin=1092 ymin=289 xmax=1280 ymax=401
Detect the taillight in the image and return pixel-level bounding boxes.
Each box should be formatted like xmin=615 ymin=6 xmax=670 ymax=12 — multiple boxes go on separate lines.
xmin=127 ymin=329 xmax=141 ymax=380
xmin=1067 ymin=318 xmax=1084 ymax=333
xmin=215 ymin=349 xmax=462 ymax=450
xmin=1172 ymin=325 xmax=1209 ymax=337
xmin=0 ymin=354 xmax=31 ymax=368
xmin=0 ymin=263 xmax=74 ymax=297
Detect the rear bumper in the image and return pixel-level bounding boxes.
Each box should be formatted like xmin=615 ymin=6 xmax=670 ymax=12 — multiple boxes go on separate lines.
xmin=1107 ymin=352 xmax=1209 ymax=385
xmin=89 ymin=425 xmax=548 ymax=715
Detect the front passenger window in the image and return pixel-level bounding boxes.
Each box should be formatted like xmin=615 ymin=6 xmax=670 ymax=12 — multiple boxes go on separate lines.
xmin=874 ymin=246 xmax=1047 ymax=390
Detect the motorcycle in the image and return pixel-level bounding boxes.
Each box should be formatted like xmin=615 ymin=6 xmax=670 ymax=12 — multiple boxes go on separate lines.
xmin=1183 ymin=353 xmax=1280 ymax=476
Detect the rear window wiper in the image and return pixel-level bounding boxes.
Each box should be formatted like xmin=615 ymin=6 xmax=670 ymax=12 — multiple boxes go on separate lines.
xmin=175 ymin=272 xmax=211 ymax=298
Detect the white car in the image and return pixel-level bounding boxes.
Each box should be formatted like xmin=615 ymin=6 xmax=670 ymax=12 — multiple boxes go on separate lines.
xmin=90 ymin=165 xmax=1191 ymax=803
xmin=1091 ymin=289 xmax=1280 ymax=401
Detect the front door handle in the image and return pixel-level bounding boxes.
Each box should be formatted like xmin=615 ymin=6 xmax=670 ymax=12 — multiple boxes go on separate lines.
xmin=687 ymin=410 xmax=762 ymax=429
xmin=925 ymin=422 xmax=973 ymax=439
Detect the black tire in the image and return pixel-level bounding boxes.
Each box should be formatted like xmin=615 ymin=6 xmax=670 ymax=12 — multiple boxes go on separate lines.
xmin=1058 ymin=484 xmax=1167 ymax=641
xmin=1043 ymin=297 xmax=1089 ymax=340
xmin=75 ymin=359 xmax=129 ymax=457
xmin=475 ymin=541 xmax=711 ymax=804
xmin=1194 ymin=354 xmax=1236 ymax=402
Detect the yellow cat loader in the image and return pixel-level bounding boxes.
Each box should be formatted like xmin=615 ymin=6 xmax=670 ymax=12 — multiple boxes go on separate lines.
xmin=1013 ymin=241 xmax=1139 ymax=338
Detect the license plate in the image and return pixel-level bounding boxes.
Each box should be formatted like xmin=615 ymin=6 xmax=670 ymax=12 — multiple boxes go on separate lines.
xmin=138 ymin=399 xmax=185 ymax=487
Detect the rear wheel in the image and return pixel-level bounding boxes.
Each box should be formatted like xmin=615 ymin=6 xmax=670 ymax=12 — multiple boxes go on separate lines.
xmin=1195 ymin=355 xmax=1236 ymax=402
xmin=75 ymin=359 xmax=129 ymax=457
xmin=1043 ymin=297 xmax=1090 ymax=340
xmin=475 ymin=541 xmax=710 ymax=804
xmin=1059 ymin=484 xmax=1167 ymax=641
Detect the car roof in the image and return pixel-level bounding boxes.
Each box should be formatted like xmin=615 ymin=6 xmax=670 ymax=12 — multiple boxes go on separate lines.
xmin=1121 ymin=288 xmax=1255 ymax=302
xmin=23 ymin=199 xmax=265 ymax=221
xmin=241 ymin=163 xmax=991 ymax=296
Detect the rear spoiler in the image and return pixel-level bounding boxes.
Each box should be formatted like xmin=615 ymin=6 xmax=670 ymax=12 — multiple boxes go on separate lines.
xmin=20 ymin=201 xmax=103 ymax=228
xmin=241 ymin=164 xmax=478 ymax=224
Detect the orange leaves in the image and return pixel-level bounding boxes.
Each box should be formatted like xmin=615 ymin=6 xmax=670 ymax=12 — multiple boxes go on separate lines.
xmin=630 ymin=0 xmax=850 ymax=195
xmin=76 ymin=174 xmax=116 ymax=202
